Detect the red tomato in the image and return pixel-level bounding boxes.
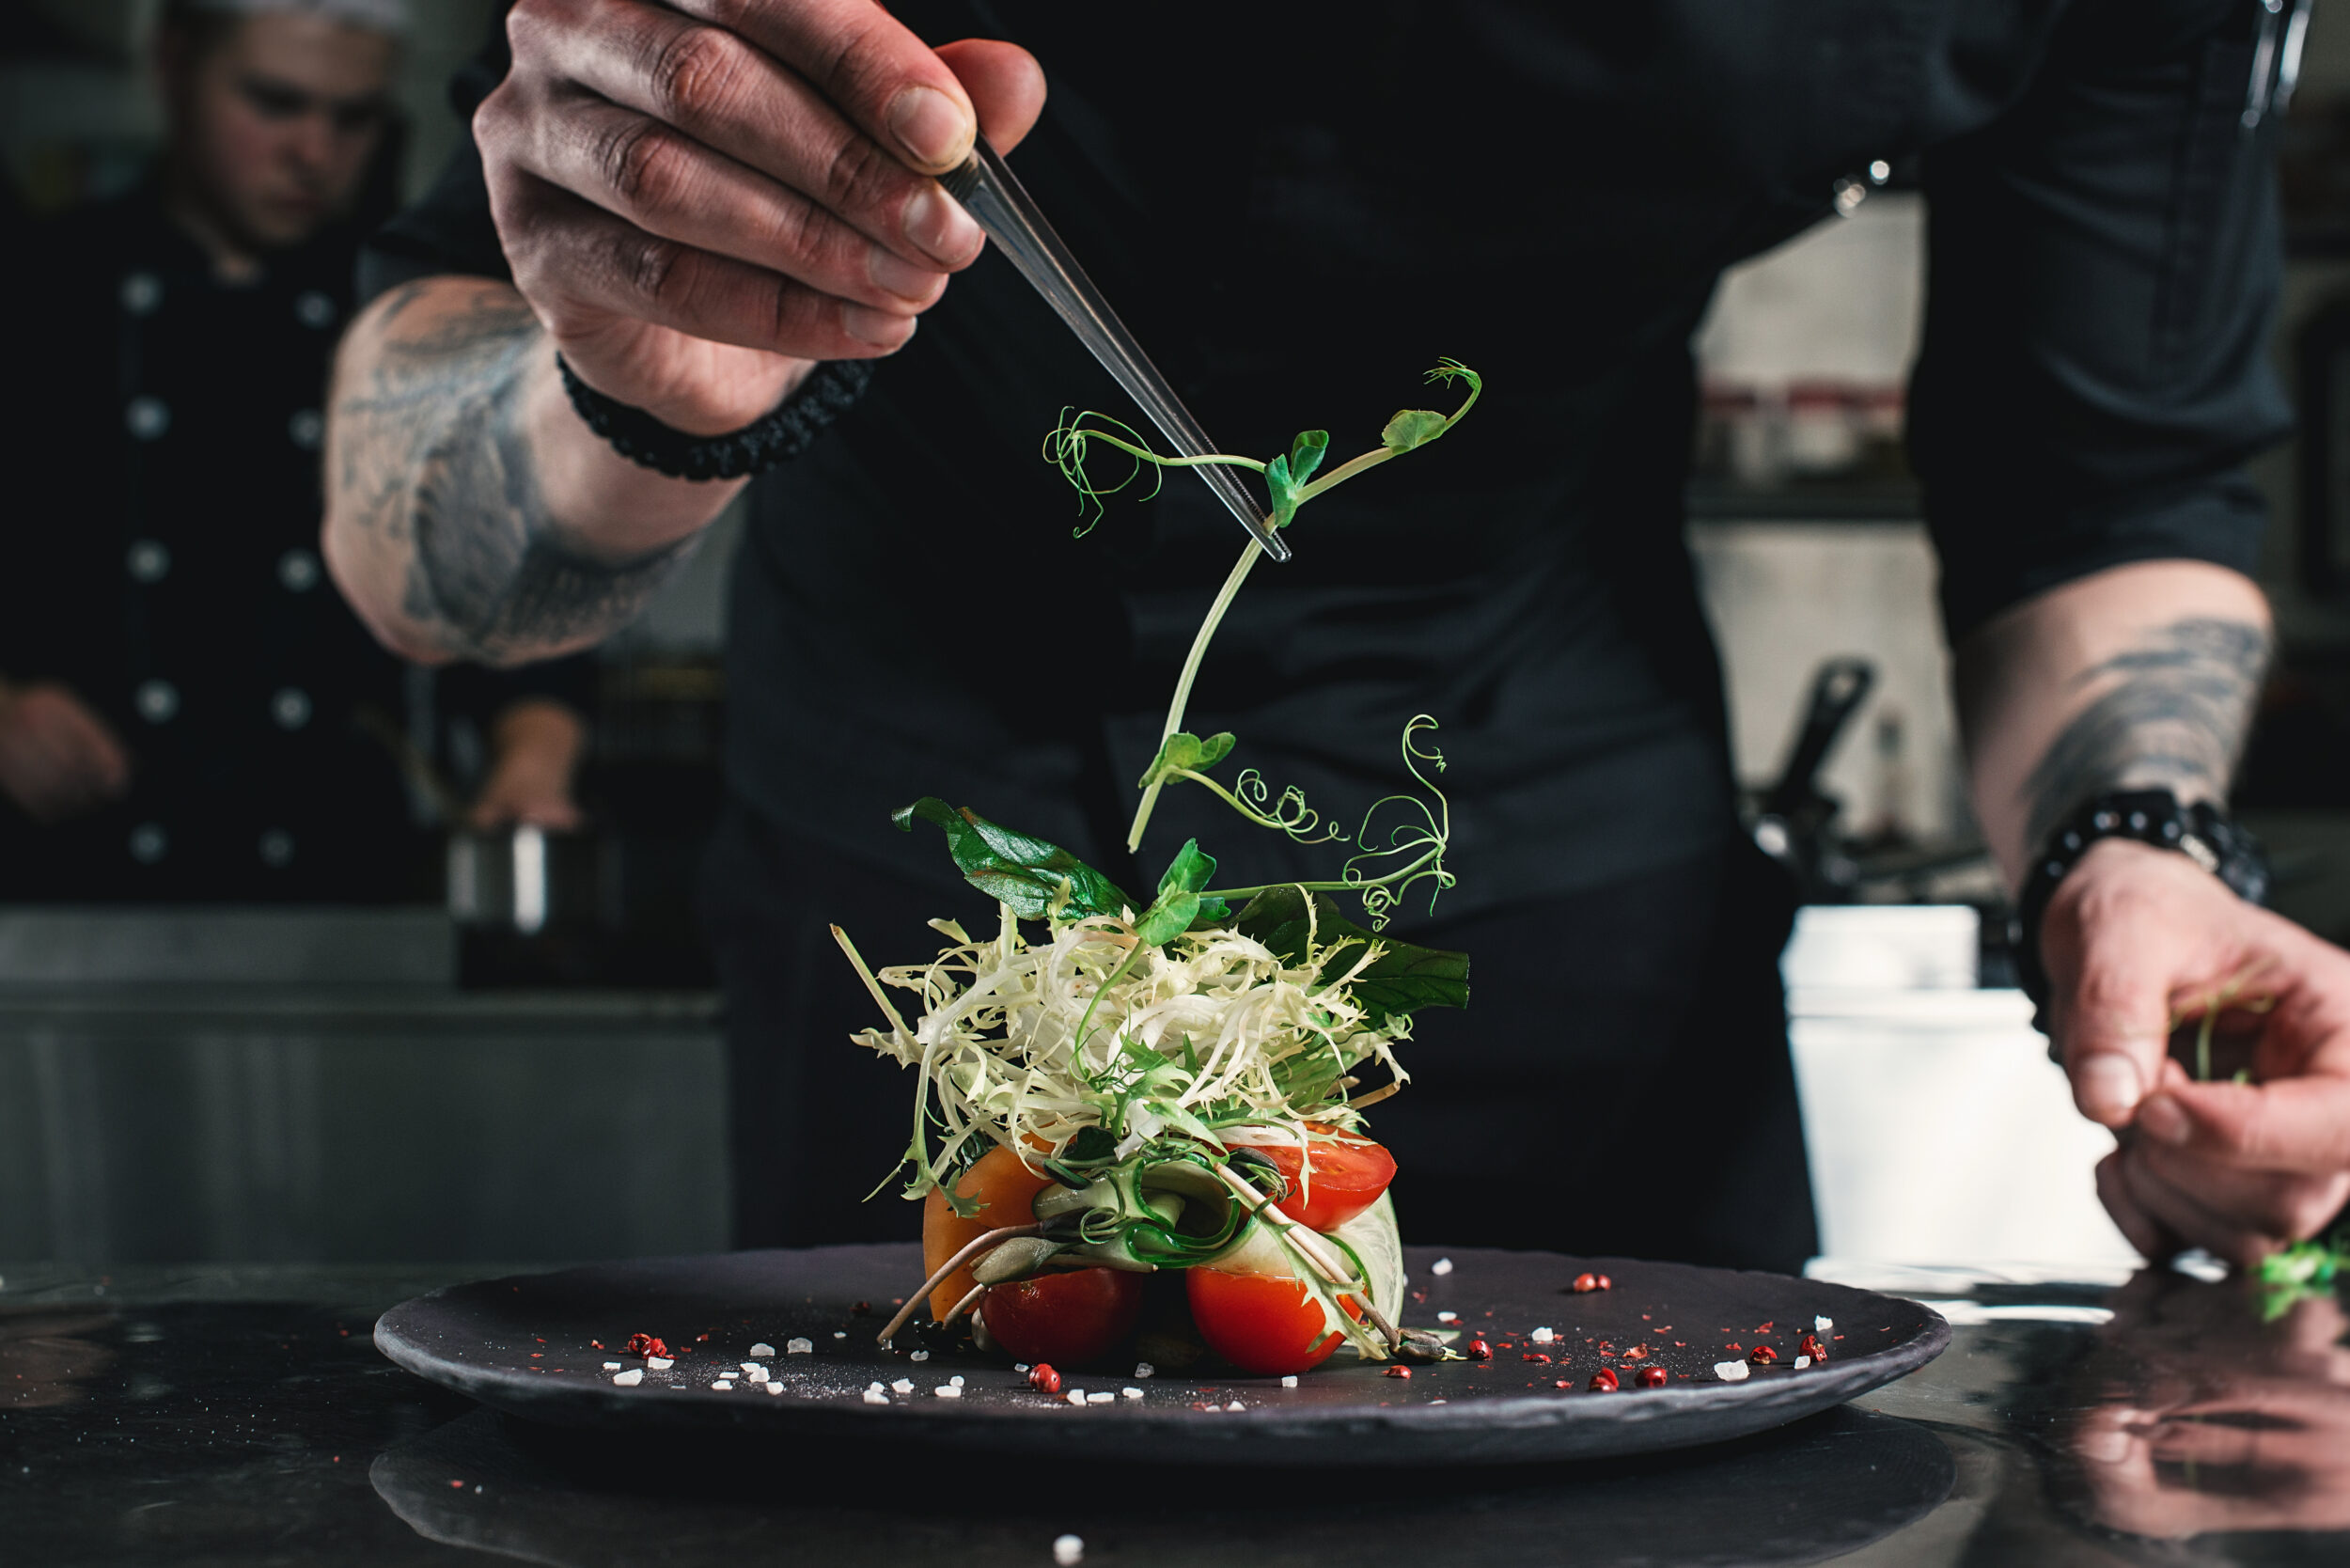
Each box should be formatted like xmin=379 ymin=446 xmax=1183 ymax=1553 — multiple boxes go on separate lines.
xmin=1253 ymin=1129 xmax=1397 ymax=1232
xmin=979 ymin=1268 xmax=1143 ymax=1367
xmin=1186 ymin=1267 xmax=1361 ymax=1376
xmin=921 ymin=1145 xmax=1056 ymax=1320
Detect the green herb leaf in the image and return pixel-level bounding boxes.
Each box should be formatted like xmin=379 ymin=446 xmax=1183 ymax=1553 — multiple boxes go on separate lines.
xmin=1380 ymin=408 xmax=1449 ymax=452
xmin=892 ymin=798 xmax=1135 ymax=921
xmin=1234 ymin=885 xmax=1469 ymax=1030
xmin=1287 ymin=429 xmax=1328 ymax=486
xmin=1134 ymin=839 xmax=1230 ymax=947
xmin=1137 ymin=730 xmax=1237 ymax=790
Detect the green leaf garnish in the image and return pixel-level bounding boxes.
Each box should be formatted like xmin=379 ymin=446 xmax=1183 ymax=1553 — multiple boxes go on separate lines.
xmin=1137 ymin=730 xmax=1237 ymax=790
xmin=1380 ymin=409 xmax=1447 ymax=452
xmin=892 ymin=797 xmax=1135 ymax=921
xmin=1233 ymin=885 xmax=1469 ymax=1031
xmin=1134 ymin=838 xmax=1230 ymax=947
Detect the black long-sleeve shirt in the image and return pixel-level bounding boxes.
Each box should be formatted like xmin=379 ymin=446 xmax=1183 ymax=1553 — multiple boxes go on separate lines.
xmin=360 ymin=0 xmax=2291 ymax=916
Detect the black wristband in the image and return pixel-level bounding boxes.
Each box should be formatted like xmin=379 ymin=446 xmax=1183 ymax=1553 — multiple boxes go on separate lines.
xmin=2011 ymin=788 xmax=2269 ymax=1015
xmin=556 ymin=355 xmax=872 ymax=481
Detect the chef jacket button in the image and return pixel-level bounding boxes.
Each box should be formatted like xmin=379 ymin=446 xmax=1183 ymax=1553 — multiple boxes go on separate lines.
xmin=134 ymin=679 xmax=180 ymax=724
xmin=277 ymin=548 xmax=321 ymax=592
xmin=121 ymin=272 xmax=163 ymax=317
xmin=258 ymin=829 xmax=295 ymax=868
xmin=288 ymin=409 xmax=324 ymax=449
xmin=272 ymin=687 xmax=312 ymax=730
xmin=1868 ymin=159 xmax=1891 ymax=185
xmin=1832 ymin=178 xmax=1868 ymax=216
xmin=126 ymin=396 xmax=171 ymax=441
xmin=127 ymin=539 xmax=171 ymax=583
xmin=128 ymin=823 xmax=167 ymax=864
xmin=294 ymin=290 xmax=337 ymax=330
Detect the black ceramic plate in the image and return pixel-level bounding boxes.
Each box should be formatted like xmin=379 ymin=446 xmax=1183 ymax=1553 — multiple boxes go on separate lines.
xmin=374 ymin=1244 xmax=1948 ymax=1466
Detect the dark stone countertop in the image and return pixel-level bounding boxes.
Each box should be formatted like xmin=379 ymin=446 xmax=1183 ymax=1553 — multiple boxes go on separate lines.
xmin=4 ymin=1259 xmax=2344 ymax=1566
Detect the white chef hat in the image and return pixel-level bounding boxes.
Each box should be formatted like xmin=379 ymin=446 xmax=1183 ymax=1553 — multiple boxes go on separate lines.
xmin=179 ymin=0 xmax=413 ymax=37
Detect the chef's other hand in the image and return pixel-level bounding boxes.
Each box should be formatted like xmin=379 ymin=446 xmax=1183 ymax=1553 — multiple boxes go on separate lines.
xmin=2041 ymin=839 xmax=2350 ymax=1267
xmin=478 ymin=0 xmax=1045 ymax=435
xmin=0 ymin=678 xmax=131 ymax=825
xmin=468 ymin=698 xmax=587 ymax=833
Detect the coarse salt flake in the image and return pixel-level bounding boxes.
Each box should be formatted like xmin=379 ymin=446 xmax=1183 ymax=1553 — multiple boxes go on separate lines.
xmin=646 ymin=1356 xmax=674 ymax=1370
xmin=1794 ymin=1355 xmax=1812 ymax=1370
xmin=749 ymin=1342 xmax=776 ymax=1357
xmin=1814 ymin=1316 xmax=1833 ymax=1333
xmin=833 ymin=1331 xmax=848 ymax=1340
xmin=1065 ymin=1389 xmax=1087 ymax=1406
xmin=1530 ymin=1327 xmax=1555 ymax=1344
xmin=1054 ymin=1534 xmax=1085 ymax=1566
xmin=862 ymin=1388 xmax=889 ymax=1404
xmin=891 ymin=1378 xmax=915 ymax=1393
xmin=1134 ymin=1362 xmax=1155 ymax=1378
xmin=1713 ymin=1361 xmax=1751 ymax=1383
xmin=1436 ymin=1311 xmax=1459 ymax=1325
xmin=910 ymin=1350 xmax=931 ymax=1362
xmin=710 ymin=1381 xmax=734 ymax=1392
xmin=1225 ymin=1400 xmax=1246 ymax=1412
xmin=1014 ymin=1364 xmax=1030 ymax=1372
xmin=765 ymin=1382 xmax=785 ymax=1395
xmin=740 ymin=1362 xmax=767 ymax=1378
xmin=1121 ymin=1388 xmax=1144 ymax=1400
xmin=602 ymin=1361 xmax=623 ymax=1371
xmin=1431 ymin=1258 xmax=1454 ymax=1276
xmin=934 ymin=1385 xmax=963 ymax=1399
xmin=1280 ymin=1375 xmax=1299 ymax=1388
xmin=950 ymin=1375 xmax=965 ymax=1387
xmin=610 ymin=1369 xmax=643 ymax=1387
xmin=786 ymin=1338 xmax=814 ymax=1355
xmin=1087 ymin=1391 xmax=1115 ymax=1404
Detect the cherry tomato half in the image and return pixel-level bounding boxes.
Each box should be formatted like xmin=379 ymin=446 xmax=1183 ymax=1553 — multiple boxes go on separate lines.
xmin=1253 ymin=1128 xmax=1397 ymax=1232
xmin=921 ymin=1145 xmax=1056 ymax=1320
xmin=979 ymin=1268 xmax=1144 ymax=1367
xmin=1186 ymin=1267 xmax=1361 ymax=1376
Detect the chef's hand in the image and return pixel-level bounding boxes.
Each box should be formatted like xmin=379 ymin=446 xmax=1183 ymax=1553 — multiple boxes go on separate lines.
xmin=478 ymin=0 xmax=1046 ymax=435
xmin=468 ymin=698 xmax=587 ymax=832
xmin=0 ymin=678 xmax=131 ymax=825
xmin=2042 ymin=839 xmax=2350 ymax=1267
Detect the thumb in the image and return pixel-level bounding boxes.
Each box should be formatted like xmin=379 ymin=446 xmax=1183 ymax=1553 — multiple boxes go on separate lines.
xmin=2045 ymin=893 xmax=2183 ymax=1129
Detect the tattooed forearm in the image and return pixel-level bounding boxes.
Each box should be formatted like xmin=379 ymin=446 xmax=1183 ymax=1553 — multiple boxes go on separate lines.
xmin=329 ymin=282 xmax=693 ymax=664
xmin=2019 ymin=617 xmax=2270 ymax=850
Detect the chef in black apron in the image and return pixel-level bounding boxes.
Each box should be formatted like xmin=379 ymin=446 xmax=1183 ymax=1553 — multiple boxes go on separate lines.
xmin=326 ymin=0 xmax=2350 ymax=1273
xmin=0 ymin=0 xmax=588 ymax=903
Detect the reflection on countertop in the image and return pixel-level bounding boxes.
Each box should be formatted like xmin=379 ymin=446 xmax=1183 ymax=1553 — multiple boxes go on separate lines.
xmin=2 ymin=1260 xmax=2344 ymax=1565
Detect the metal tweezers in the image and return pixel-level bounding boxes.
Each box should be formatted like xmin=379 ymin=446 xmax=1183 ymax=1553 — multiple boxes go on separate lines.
xmin=940 ymin=139 xmax=1290 ymax=562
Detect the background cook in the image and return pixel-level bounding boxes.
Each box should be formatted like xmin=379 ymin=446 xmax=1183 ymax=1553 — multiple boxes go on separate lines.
xmin=0 ymin=0 xmax=592 ymax=902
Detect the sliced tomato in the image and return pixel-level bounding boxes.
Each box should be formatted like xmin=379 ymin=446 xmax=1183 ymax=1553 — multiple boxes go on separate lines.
xmin=1253 ymin=1128 xmax=1397 ymax=1232
xmin=1186 ymin=1266 xmax=1362 ymax=1376
xmin=979 ymin=1268 xmax=1144 ymax=1367
xmin=921 ymin=1144 xmax=1056 ymax=1320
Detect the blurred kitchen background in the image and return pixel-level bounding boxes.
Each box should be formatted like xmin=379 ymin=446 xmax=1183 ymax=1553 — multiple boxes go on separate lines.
xmin=5 ymin=0 xmax=2348 ymax=1276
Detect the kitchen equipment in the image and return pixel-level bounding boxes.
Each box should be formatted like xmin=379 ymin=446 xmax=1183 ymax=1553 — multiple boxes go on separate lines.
xmin=446 ymin=825 xmax=601 ymax=936
xmin=940 ymin=138 xmax=1287 ymax=562
xmin=374 ymin=1244 xmax=1948 ymax=1467
xmin=1750 ymin=655 xmax=1876 ymax=900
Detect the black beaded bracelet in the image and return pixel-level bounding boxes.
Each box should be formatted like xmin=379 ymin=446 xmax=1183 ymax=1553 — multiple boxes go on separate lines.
xmin=555 ymin=354 xmax=872 ymax=481
xmin=2011 ymin=788 xmax=2269 ymax=1014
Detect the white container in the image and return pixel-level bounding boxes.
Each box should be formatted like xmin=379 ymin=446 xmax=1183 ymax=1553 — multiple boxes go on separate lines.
xmin=1780 ymin=904 xmax=1979 ymax=992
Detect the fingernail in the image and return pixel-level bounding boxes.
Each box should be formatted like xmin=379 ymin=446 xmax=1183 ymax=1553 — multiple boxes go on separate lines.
xmin=888 ymin=86 xmax=970 ymax=170
xmin=2077 ymin=1054 xmax=2144 ymax=1122
xmin=901 ymin=184 xmax=981 ymax=267
xmin=866 ymin=246 xmax=938 ymax=304
xmin=2136 ymin=1095 xmax=2191 ymax=1146
xmin=842 ymin=304 xmax=916 ymax=350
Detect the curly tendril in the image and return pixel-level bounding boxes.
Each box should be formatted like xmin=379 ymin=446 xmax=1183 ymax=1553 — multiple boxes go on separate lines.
xmin=1042 ymin=409 xmax=1168 ymax=534
xmin=1339 ymin=717 xmax=1454 ymax=928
